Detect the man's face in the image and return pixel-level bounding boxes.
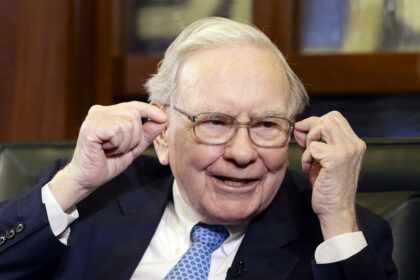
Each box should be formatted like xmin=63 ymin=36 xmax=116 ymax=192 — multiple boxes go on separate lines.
xmin=156 ymin=45 xmax=291 ymax=225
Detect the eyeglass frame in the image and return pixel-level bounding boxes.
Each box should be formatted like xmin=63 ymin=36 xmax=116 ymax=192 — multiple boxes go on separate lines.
xmin=168 ymin=105 xmax=294 ymax=148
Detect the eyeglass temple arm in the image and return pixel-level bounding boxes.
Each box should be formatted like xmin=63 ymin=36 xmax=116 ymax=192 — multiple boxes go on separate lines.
xmin=169 ymin=105 xmax=196 ymax=122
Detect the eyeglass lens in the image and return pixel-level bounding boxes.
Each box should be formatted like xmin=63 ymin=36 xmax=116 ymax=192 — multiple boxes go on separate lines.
xmin=193 ymin=113 xmax=290 ymax=147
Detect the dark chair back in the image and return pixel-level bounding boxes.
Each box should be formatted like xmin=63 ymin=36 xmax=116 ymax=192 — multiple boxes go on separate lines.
xmin=1 ymin=138 xmax=420 ymax=280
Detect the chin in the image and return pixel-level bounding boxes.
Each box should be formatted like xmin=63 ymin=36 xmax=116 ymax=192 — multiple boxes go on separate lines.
xmin=201 ymin=204 xmax=260 ymax=226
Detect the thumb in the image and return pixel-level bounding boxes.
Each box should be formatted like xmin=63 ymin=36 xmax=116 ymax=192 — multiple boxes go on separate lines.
xmin=293 ymin=129 xmax=307 ymax=150
xmin=142 ymin=120 xmax=167 ymax=144
xmin=131 ymin=120 xmax=167 ymax=158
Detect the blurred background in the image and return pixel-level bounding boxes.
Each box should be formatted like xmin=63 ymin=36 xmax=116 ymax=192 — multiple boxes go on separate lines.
xmin=1 ymin=0 xmax=420 ymax=143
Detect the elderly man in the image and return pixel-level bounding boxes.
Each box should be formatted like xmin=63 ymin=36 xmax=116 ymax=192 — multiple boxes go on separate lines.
xmin=0 ymin=18 xmax=396 ymax=279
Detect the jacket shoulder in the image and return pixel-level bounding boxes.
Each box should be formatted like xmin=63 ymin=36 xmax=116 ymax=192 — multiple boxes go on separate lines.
xmin=77 ymin=155 xmax=172 ymax=216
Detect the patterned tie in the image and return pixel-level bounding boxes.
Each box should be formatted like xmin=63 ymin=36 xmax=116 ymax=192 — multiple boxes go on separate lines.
xmin=164 ymin=222 xmax=230 ymax=280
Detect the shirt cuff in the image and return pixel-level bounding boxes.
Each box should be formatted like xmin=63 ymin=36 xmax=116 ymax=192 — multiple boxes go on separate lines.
xmin=314 ymin=231 xmax=368 ymax=264
xmin=41 ymin=183 xmax=79 ymax=245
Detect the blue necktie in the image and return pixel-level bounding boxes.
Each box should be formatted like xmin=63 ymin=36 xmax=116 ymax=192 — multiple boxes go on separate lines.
xmin=164 ymin=222 xmax=230 ymax=280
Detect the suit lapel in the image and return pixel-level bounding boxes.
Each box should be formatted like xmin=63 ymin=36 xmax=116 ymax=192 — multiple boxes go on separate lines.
xmin=77 ymin=158 xmax=318 ymax=280
xmin=227 ymin=171 xmax=317 ymax=280
xmin=84 ymin=170 xmax=174 ymax=280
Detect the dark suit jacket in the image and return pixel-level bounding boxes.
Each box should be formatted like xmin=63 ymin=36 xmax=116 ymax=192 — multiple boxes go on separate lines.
xmin=0 ymin=155 xmax=397 ymax=280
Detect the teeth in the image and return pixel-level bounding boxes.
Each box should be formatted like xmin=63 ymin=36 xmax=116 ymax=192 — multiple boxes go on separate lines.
xmin=222 ymin=178 xmax=249 ymax=186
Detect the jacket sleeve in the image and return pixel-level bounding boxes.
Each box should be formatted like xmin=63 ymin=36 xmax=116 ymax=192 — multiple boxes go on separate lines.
xmin=312 ymin=207 xmax=398 ymax=280
xmin=0 ymin=159 xmax=68 ymax=279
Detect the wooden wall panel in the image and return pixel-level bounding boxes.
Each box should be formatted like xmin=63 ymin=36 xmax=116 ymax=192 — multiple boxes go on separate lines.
xmin=65 ymin=0 xmax=96 ymax=139
xmin=0 ymin=1 xmax=17 ymax=141
xmin=0 ymin=0 xmax=69 ymax=142
xmin=93 ymin=0 xmax=115 ymax=106
xmin=0 ymin=0 xmax=103 ymax=142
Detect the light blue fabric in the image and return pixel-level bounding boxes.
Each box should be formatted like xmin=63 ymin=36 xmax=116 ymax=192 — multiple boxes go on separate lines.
xmin=164 ymin=222 xmax=229 ymax=280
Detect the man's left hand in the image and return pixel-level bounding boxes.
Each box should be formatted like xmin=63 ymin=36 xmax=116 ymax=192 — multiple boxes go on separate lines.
xmin=293 ymin=111 xmax=366 ymax=240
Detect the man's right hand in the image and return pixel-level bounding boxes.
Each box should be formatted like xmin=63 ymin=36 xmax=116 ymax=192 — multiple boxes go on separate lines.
xmin=48 ymin=101 xmax=168 ymax=213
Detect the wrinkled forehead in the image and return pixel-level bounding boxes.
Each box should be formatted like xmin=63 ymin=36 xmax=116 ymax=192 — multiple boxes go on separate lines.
xmin=174 ymin=45 xmax=290 ymax=114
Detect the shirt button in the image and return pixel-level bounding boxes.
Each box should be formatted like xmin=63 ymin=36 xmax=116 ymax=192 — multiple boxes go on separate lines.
xmin=175 ymin=248 xmax=181 ymax=256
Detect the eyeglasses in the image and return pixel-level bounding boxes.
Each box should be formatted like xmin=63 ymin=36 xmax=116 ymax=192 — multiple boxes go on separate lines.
xmin=171 ymin=106 xmax=294 ymax=148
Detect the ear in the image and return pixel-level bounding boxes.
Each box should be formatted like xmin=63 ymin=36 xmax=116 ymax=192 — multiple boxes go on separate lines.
xmin=151 ymin=102 xmax=170 ymax=165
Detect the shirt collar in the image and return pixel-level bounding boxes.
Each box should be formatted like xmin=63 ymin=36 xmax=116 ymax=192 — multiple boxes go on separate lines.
xmin=172 ymin=180 xmax=247 ymax=256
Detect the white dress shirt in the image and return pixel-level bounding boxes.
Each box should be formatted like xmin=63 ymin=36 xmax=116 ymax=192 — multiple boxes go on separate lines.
xmin=131 ymin=181 xmax=246 ymax=279
xmin=41 ymin=180 xmax=367 ymax=279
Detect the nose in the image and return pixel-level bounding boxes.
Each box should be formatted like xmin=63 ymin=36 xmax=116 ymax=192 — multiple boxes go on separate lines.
xmin=224 ymin=127 xmax=257 ymax=166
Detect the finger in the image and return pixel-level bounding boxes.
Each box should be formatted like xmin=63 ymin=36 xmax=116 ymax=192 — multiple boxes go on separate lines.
xmin=123 ymin=102 xmax=167 ymax=148
xmin=301 ymin=148 xmax=313 ymax=174
xmin=102 ymin=141 xmax=115 ymax=150
xmin=130 ymin=121 xmax=167 ymax=158
xmin=305 ymin=113 xmax=353 ymax=148
xmin=294 ymin=116 xmax=319 ymax=133
xmin=293 ymin=129 xmax=307 ymax=150
xmin=118 ymin=120 xmax=135 ymax=155
xmin=294 ymin=116 xmax=320 ymax=150
xmin=104 ymin=119 xmax=134 ymax=156
xmin=305 ymin=122 xmax=325 ymax=149
xmin=295 ymin=116 xmax=326 ymax=149
xmin=85 ymin=118 xmax=121 ymax=148
xmin=322 ymin=111 xmax=355 ymax=141
xmin=119 ymin=108 xmax=142 ymax=154
xmin=80 ymin=102 xmax=168 ymax=157
xmin=296 ymin=112 xmax=357 ymax=148
xmin=307 ymin=141 xmax=330 ymax=162
xmin=128 ymin=111 xmax=142 ymax=151
xmin=301 ymin=141 xmax=329 ymax=173
xmin=101 ymin=129 xmax=124 ymax=153
xmin=125 ymin=101 xmax=168 ymax=124
xmin=106 ymin=104 xmax=162 ymax=155
xmin=142 ymin=120 xmax=167 ymax=144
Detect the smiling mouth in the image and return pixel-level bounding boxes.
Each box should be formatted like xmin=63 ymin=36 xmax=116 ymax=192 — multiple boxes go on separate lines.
xmin=214 ymin=175 xmax=258 ymax=187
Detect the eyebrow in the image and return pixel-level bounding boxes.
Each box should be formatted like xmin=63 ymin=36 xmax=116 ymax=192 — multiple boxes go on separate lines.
xmin=186 ymin=105 xmax=234 ymax=116
xmin=251 ymin=109 xmax=288 ymax=117
xmin=192 ymin=107 xmax=288 ymax=118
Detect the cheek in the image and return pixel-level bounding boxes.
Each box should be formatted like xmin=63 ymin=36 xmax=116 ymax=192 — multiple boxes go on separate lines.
xmin=170 ymin=124 xmax=222 ymax=166
xmin=260 ymin=146 xmax=289 ymax=173
xmin=168 ymin=128 xmax=224 ymax=194
xmin=170 ymin=144 xmax=225 ymax=212
xmin=258 ymin=147 xmax=289 ymax=203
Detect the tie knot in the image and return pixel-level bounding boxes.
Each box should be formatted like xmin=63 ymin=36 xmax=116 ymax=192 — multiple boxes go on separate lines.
xmin=191 ymin=222 xmax=230 ymax=252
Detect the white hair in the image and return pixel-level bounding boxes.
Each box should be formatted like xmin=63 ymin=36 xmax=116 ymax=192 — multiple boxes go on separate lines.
xmin=145 ymin=17 xmax=309 ymax=118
